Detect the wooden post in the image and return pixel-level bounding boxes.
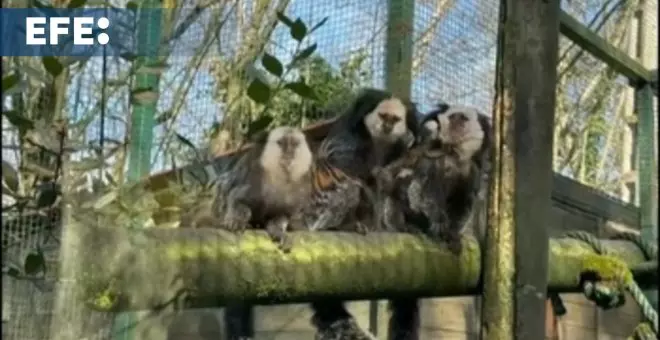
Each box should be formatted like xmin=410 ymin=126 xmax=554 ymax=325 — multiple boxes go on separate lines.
xmin=481 ymin=1 xmax=561 ymax=339
xmin=382 ymin=0 xmax=414 ymax=336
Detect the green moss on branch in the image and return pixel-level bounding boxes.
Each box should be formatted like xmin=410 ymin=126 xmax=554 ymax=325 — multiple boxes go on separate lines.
xmin=73 ymin=226 xmax=652 ymax=312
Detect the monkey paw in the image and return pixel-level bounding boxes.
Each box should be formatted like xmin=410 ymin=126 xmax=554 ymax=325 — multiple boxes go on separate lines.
xmin=428 ymin=224 xmax=462 ymax=256
xmin=223 ymin=220 xmax=248 ymax=233
xmin=372 ymin=166 xmax=394 ymax=190
xmin=266 ymin=217 xmax=293 ymax=253
xmin=427 ymin=222 xmax=448 ymax=241
xmin=353 ymin=221 xmax=371 ymax=235
xmin=446 ymin=236 xmax=463 ymax=256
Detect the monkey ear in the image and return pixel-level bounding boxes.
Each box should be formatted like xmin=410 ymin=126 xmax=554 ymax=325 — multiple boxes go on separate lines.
xmin=342 ymin=88 xmax=390 ymax=133
xmin=402 ymin=98 xmax=420 ymax=139
xmin=249 ymin=129 xmax=270 ymax=145
xmin=435 ymin=102 xmax=450 ymax=113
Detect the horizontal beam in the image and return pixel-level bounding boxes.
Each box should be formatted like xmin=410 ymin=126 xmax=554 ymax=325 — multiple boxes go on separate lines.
xmin=72 ymin=226 xmax=655 ymax=312
xmin=559 ymin=10 xmax=654 ymax=84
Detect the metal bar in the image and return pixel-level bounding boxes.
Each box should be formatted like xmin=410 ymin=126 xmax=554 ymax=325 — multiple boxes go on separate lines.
xmin=379 ymin=0 xmax=416 ymax=335
xmin=384 ymin=0 xmax=414 ymax=98
xmin=111 ymin=2 xmax=163 ymax=340
xmin=482 ymin=1 xmax=560 ymax=339
xmin=636 ymin=84 xmax=657 ymax=241
xmin=559 ymin=10 xmax=654 ymax=85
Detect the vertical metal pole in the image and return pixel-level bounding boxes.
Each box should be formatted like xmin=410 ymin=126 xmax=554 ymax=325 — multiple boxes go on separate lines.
xmin=381 ymin=0 xmax=414 ymax=336
xmin=481 ymin=1 xmax=560 ymax=339
xmin=636 ymin=0 xmax=658 ymax=309
xmin=384 ymin=0 xmax=414 ymax=98
xmin=636 ymin=84 xmax=657 ymax=242
xmin=636 ymin=84 xmax=658 ymax=308
xmin=111 ymin=2 xmax=162 ymax=340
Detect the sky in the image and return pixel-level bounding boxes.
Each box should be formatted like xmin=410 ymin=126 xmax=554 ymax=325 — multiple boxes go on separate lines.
xmin=25 ymin=0 xmax=500 ymax=176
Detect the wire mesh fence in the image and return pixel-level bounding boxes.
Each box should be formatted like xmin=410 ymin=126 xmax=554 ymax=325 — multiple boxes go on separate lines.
xmin=1 ymin=0 xmax=657 ymax=339
xmin=557 ymin=0 xmax=658 ymax=201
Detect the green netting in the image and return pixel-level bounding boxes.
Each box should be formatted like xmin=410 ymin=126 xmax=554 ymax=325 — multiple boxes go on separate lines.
xmin=2 ymin=0 xmax=657 ymax=339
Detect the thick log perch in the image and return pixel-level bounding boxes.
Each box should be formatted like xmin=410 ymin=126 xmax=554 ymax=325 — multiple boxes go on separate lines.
xmin=76 ymin=226 xmax=654 ymax=312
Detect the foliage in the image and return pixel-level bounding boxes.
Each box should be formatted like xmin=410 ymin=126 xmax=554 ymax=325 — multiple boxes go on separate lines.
xmin=236 ymin=12 xmax=328 ymax=140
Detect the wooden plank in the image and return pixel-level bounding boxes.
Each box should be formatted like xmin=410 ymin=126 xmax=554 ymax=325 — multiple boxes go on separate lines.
xmin=420 ymin=328 xmax=479 ymax=340
xmin=551 ymin=174 xmax=640 ymax=229
xmin=555 ymin=323 xmax=598 ymax=340
xmin=559 ymin=10 xmax=654 ymax=84
xmin=419 ymin=297 xmax=480 ymax=333
xmin=481 ymin=1 xmax=561 ymax=339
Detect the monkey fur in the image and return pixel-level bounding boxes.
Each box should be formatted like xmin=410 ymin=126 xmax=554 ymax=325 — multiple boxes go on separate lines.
xmin=306 ymin=88 xmax=420 ymax=340
xmin=212 ymin=126 xmax=314 ymax=340
xmin=373 ymin=103 xmax=492 ymax=340
xmin=302 ymin=87 xmax=419 ymax=233
xmin=213 ymin=125 xmax=314 ymax=252
xmin=376 ymin=103 xmax=491 ymax=253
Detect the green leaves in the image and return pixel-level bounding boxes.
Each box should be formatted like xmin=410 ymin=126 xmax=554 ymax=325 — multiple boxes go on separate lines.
xmin=247 ymin=78 xmax=271 ymax=104
xmin=275 ymin=12 xmax=328 ymax=42
xmin=2 ymin=110 xmax=34 ymax=133
xmin=276 ymin=12 xmax=295 ymax=27
xmin=175 ymin=133 xmax=197 ymax=152
xmin=2 ymin=161 xmax=20 ymax=193
xmin=67 ymin=0 xmax=87 ymax=8
xmin=292 ymin=43 xmax=317 ymax=65
xmin=24 ymin=251 xmax=46 ymax=275
xmin=262 ymin=53 xmax=284 ymax=77
xmin=246 ymin=114 xmax=274 ymax=140
xmin=285 ymin=81 xmax=317 ymax=100
xmin=290 ymin=19 xmax=307 ymax=42
xmin=241 ymin=13 xmax=328 ymax=128
xmin=309 ymin=17 xmax=329 ymax=35
xmin=2 ymin=74 xmax=19 ymax=92
xmin=36 ymin=182 xmax=59 ymax=209
xmin=42 ymin=57 xmax=64 ymax=77
xmin=126 ymin=1 xmax=138 ymax=11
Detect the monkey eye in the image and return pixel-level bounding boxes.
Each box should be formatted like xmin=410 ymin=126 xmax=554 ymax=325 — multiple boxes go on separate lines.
xmin=277 ymin=139 xmax=286 ymax=146
xmin=449 ymin=112 xmax=468 ymax=123
xmin=290 ymin=139 xmax=300 ymax=147
xmin=379 ymin=112 xmax=401 ymax=122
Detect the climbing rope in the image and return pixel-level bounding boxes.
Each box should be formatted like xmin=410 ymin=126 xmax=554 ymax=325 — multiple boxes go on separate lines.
xmin=562 ymin=230 xmax=659 ymax=336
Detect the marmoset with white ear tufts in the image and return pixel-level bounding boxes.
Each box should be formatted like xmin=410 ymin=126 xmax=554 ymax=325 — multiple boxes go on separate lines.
xmin=305 ymin=88 xmax=420 ymax=340
xmin=214 ymin=125 xmax=314 ymax=252
xmin=374 ymin=102 xmax=492 ymax=340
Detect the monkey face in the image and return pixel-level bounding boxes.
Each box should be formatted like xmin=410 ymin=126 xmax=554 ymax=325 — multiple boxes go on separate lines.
xmin=260 ymin=126 xmax=313 ymax=181
xmin=363 ymin=98 xmax=409 ymax=143
xmin=436 ymin=106 xmax=486 ymax=161
xmin=420 ymin=118 xmax=440 ymax=143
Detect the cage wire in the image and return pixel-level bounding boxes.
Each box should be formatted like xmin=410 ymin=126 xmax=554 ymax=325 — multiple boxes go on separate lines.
xmin=2 ymin=0 xmax=657 ymax=339
xmin=556 ymin=0 xmax=658 ymax=203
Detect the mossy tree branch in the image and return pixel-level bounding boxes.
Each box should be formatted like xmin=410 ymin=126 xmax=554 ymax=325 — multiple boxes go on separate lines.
xmin=71 ymin=225 xmax=654 ymax=313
